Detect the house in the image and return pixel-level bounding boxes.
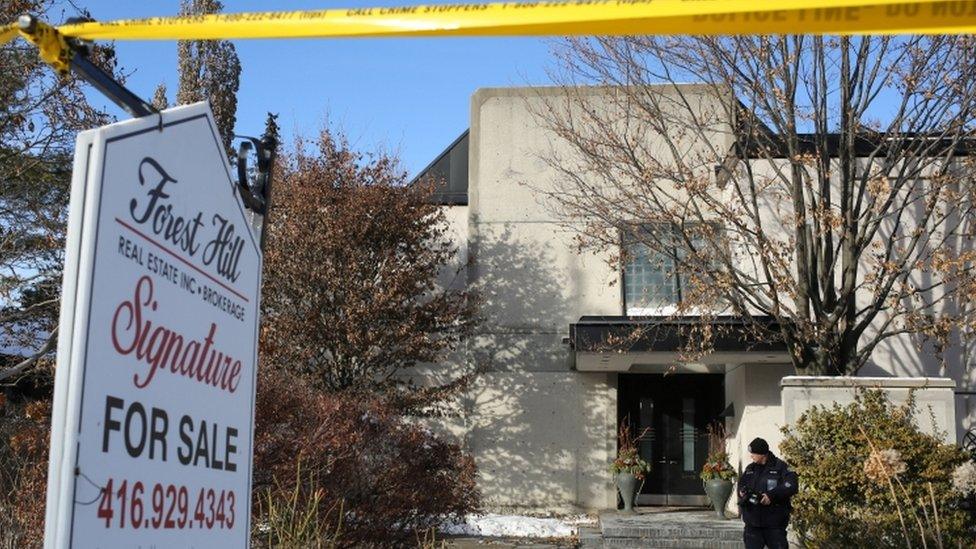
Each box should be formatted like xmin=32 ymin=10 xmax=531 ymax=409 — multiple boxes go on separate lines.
xmin=413 ymin=86 xmax=976 ymax=513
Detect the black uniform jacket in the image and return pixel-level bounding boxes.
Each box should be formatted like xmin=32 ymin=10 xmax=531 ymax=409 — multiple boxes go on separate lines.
xmin=737 ymin=452 xmax=799 ymax=528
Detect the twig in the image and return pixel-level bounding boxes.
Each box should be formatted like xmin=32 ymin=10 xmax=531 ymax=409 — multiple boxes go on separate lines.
xmin=928 ymin=482 xmax=943 ymax=549
xmin=886 ymin=475 xmax=915 ymax=549
xmin=892 ymin=474 xmax=928 ymax=549
xmin=0 ymin=327 xmax=57 ymax=383
xmin=859 ymin=425 xmax=914 ymax=549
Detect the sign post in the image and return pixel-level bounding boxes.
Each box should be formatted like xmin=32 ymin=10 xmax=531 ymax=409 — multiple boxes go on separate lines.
xmin=44 ymin=103 xmax=262 ymax=548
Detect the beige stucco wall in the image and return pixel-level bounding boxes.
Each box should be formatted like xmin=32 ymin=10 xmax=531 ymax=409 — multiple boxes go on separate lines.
xmin=723 ymin=363 xmax=794 ymax=513
xmin=461 ymin=88 xmax=623 ymax=511
xmin=436 ymin=205 xmax=468 ymax=289
xmin=404 ymin=205 xmax=472 ymax=442
xmin=415 ymin=85 xmax=976 ymax=513
xmin=725 ymin=363 xmax=794 ymax=467
xmin=739 ymin=158 xmax=976 ymax=441
xmin=864 ymin=335 xmax=976 ymax=442
xmin=466 ymin=371 xmax=616 ymax=512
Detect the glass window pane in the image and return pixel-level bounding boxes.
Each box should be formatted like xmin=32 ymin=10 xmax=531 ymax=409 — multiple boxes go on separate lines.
xmin=624 ymin=241 xmax=679 ymax=309
xmin=682 ymin=397 xmax=695 ymax=472
xmin=639 ymin=398 xmax=654 ymax=463
xmin=623 ymin=223 xmax=720 ymax=311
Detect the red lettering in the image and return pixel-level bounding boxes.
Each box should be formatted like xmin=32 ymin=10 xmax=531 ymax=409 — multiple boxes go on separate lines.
xmin=110 ymin=276 xmax=245 ymax=394
xmin=225 ymin=361 xmax=242 ymax=392
xmin=111 ymin=277 xmax=153 ymax=354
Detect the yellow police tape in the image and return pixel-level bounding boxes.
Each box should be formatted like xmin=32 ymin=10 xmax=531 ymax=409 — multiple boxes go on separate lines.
xmin=8 ymin=20 xmax=74 ymax=73
xmin=0 ymin=23 xmax=15 ymax=45
xmin=3 ymin=0 xmax=976 ymax=47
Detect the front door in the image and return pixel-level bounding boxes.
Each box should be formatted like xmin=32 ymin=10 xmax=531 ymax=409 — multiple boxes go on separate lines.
xmin=618 ymin=373 xmax=725 ymax=506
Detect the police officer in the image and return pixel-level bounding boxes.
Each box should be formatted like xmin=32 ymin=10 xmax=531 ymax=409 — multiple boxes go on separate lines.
xmin=737 ymin=438 xmax=798 ymax=549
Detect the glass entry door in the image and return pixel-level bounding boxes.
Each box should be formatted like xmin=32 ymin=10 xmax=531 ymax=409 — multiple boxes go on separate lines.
xmin=618 ymin=373 xmax=725 ymax=506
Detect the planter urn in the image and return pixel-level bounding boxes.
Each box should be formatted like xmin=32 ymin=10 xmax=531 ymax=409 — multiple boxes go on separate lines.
xmin=704 ymin=478 xmax=734 ymax=519
xmin=615 ymin=472 xmax=639 ymax=513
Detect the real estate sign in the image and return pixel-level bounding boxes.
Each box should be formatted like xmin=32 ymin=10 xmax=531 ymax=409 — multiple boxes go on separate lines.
xmin=43 ymin=103 xmax=262 ymax=548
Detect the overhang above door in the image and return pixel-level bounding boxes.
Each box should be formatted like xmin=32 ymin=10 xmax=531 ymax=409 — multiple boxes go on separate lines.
xmin=568 ymin=316 xmax=790 ymax=372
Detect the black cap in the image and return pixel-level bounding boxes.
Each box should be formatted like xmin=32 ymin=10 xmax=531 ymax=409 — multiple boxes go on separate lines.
xmin=748 ymin=437 xmax=769 ymax=455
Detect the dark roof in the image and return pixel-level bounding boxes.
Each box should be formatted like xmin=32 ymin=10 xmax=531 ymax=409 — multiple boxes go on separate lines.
xmin=408 ymin=122 xmax=972 ymax=209
xmin=739 ymin=132 xmax=976 ymax=159
xmin=569 ymin=315 xmax=786 ymax=354
xmin=411 ymin=130 xmax=468 ymax=205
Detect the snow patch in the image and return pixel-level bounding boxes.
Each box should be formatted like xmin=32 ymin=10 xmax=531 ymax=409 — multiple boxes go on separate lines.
xmin=441 ymin=513 xmax=593 ymax=538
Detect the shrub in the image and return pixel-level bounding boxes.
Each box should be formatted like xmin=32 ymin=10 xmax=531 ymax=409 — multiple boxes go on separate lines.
xmin=252 ymin=367 xmax=481 ymax=547
xmin=0 ymin=396 xmax=51 ymax=549
xmin=780 ymin=389 xmax=971 ymax=547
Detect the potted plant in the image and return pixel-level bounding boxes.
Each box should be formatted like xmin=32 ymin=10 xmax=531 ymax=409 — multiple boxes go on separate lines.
xmin=609 ymin=417 xmax=650 ymax=513
xmin=700 ymin=422 xmax=736 ymax=519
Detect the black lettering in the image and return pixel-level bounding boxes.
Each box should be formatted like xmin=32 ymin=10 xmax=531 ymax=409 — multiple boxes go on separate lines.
xmin=102 ymin=396 xmax=124 ymax=453
xmin=202 ymin=215 xmax=244 ymax=282
xmin=210 ymin=421 xmax=223 ymax=471
xmin=124 ymin=401 xmax=147 ymax=458
xmin=130 ymin=157 xmax=176 ymax=224
xmin=193 ymin=420 xmax=210 ymax=468
xmin=178 ymin=415 xmax=193 ymax=465
xmin=225 ymin=427 xmax=237 ymax=472
xmin=149 ymin=407 xmax=168 ymax=461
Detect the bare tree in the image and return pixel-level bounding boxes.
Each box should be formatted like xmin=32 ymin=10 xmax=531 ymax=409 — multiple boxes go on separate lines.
xmin=0 ymin=1 xmax=122 ymax=541
xmin=176 ymin=0 xmax=240 ymax=155
xmin=535 ymin=36 xmax=976 ymax=375
xmin=0 ymin=0 xmax=119 ymax=386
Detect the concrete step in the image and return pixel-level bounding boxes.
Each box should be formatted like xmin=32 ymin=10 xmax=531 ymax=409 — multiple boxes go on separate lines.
xmin=600 ymin=526 xmax=741 ymax=540
xmin=578 ymin=527 xmax=604 ymax=549
xmin=601 ymin=538 xmax=742 ymax=549
xmin=595 ymin=510 xmax=744 ymax=548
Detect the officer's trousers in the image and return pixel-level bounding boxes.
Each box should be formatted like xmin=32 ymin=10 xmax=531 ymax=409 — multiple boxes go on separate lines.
xmin=743 ymin=525 xmax=789 ymax=549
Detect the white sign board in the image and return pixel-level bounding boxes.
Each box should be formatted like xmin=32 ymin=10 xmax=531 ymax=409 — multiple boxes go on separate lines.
xmin=44 ymin=103 xmax=262 ymax=548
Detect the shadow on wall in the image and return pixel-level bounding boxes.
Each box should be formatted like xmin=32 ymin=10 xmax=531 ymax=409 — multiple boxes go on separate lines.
xmin=849 ymin=189 xmax=976 ymax=440
xmin=859 ymin=184 xmax=976 ymax=387
xmin=808 ymin=198 xmax=976 ymax=438
xmin=462 ymin=222 xmax=613 ymax=512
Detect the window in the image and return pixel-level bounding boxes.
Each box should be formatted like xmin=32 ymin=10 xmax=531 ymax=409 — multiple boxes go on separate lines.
xmin=624 ymin=239 xmax=680 ymax=309
xmin=623 ymin=224 xmax=707 ymax=314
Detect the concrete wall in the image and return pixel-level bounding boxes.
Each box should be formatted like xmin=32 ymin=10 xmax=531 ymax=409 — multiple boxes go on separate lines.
xmin=722 ymin=363 xmax=794 ymax=513
xmin=407 ymin=205 xmax=473 ymax=442
xmin=466 ymin=372 xmax=617 ymax=512
xmin=781 ymin=376 xmax=958 ymax=444
xmin=432 ymin=205 xmax=469 ymax=293
xmin=725 ymin=364 xmax=794 ymax=469
xmin=461 ymin=88 xmax=624 ymax=511
xmin=863 ymin=333 xmax=976 ymax=442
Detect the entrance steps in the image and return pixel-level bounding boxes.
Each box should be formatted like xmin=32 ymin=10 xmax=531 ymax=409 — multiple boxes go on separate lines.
xmin=580 ymin=509 xmax=743 ymax=549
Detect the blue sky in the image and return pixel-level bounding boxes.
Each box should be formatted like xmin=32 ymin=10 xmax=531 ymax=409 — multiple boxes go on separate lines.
xmin=54 ymin=0 xmax=556 ymax=175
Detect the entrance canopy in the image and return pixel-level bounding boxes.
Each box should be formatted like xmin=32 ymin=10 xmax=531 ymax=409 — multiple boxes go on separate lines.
xmin=569 ymin=316 xmax=789 ymax=372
